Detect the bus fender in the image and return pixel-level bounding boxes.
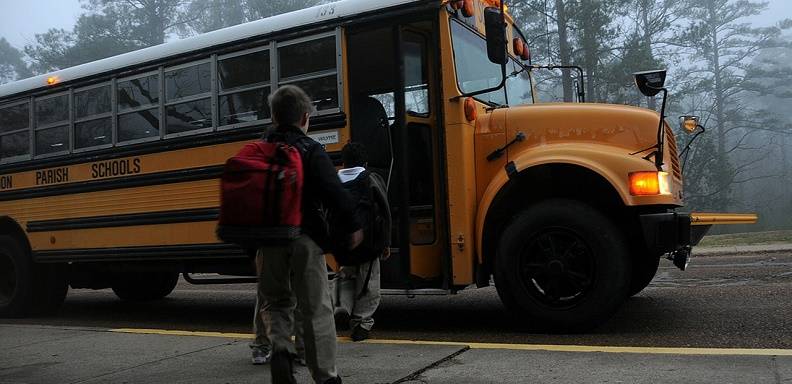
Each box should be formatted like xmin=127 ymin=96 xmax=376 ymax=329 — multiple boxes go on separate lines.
xmin=474 ymin=145 xmax=646 ymax=265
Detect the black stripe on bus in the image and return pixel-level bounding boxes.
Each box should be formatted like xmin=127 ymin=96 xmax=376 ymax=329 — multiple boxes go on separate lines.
xmin=0 ymin=112 xmax=346 ymax=174
xmin=33 ymin=243 xmax=247 ymax=263
xmin=26 ymin=208 xmax=220 ymax=233
xmin=0 ymin=165 xmax=223 ymax=202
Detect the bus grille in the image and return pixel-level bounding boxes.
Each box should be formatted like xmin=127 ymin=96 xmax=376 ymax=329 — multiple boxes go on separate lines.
xmin=666 ymin=127 xmax=682 ymax=180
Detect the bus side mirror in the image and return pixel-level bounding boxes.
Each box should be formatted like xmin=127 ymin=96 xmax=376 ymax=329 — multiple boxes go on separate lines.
xmin=633 ymin=69 xmax=666 ymax=97
xmin=484 ymin=7 xmax=507 ymax=65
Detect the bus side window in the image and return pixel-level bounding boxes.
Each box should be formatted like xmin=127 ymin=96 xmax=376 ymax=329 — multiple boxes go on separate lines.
xmin=74 ymin=85 xmax=112 ymax=149
xmin=278 ymin=35 xmax=340 ymax=119
xmin=117 ymin=74 xmax=160 ymax=143
xmin=218 ymin=48 xmax=271 ymax=127
xmin=0 ymin=101 xmax=30 ymax=160
xmin=35 ymin=93 xmax=70 ymax=156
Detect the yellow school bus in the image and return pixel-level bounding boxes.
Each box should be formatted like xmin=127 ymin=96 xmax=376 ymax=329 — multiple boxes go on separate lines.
xmin=0 ymin=0 xmax=754 ymax=330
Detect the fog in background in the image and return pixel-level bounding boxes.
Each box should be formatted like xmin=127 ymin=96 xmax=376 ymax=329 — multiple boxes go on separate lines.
xmin=1 ymin=0 xmax=791 ymax=233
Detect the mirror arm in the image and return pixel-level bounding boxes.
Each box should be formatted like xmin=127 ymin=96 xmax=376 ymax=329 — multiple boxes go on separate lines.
xmin=654 ymin=87 xmax=668 ymax=170
xmin=680 ymin=124 xmax=706 ymax=174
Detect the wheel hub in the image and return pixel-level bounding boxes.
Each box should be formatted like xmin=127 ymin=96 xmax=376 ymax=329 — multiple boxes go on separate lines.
xmin=519 ymin=228 xmax=595 ymax=308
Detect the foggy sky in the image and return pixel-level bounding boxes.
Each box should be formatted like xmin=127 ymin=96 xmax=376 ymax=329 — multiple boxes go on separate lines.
xmin=0 ymin=0 xmax=790 ymax=49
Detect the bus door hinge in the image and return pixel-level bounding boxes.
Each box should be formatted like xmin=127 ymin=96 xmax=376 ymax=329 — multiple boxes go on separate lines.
xmin=455 ymin=234 xmax=465 ymax=252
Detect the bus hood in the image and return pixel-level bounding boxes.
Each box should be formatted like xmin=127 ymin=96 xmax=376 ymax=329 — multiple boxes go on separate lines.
xmin=500 ymin=103 xmax=664 ymax=155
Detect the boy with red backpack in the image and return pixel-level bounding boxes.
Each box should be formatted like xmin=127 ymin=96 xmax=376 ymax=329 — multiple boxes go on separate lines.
xmin=218 ymin=85 xmax=361 ymax=384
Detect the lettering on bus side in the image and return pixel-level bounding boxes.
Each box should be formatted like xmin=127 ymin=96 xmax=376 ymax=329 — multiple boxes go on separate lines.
xmin=91 ymin=158 xmax=142 ymax=179
xmin=36 ymin=168 xmax=69 ymax=185
xmin=0 ymin=175 xmax=11 ymax=190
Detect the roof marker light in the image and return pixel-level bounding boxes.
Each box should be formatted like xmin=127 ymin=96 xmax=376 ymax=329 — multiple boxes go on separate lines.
xmin=46 ymin=76 xmax=59 ymax=86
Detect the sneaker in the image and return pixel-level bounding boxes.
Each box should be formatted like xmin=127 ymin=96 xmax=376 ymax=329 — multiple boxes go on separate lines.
xmin=270 ymin=350 xmax=296 ymax=384
xmin=322 ymin=377 xmax=343 ymax=384
xmin=350 ymin=326 xmax=369 ymax=342
xmin=334 ymin=308 xmax=350 ymax=331
xmin=251 ymin=347 xmax=271 ymax=365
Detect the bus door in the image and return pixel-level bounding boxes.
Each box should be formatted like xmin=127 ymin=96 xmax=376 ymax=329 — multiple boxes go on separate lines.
xmin=347 ymin=21 xmax=448 ymax=290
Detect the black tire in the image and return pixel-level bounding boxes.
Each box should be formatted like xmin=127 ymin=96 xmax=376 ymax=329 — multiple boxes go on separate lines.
xmin=628 ymin=254 xmax=661 ymax=297
xmin=495 ymin=199 xmax=631 ymax=332
xmin=112 ymin=271 xmax=179 ymax=301
xmin=0 ymin=235 xmax=68 ymax=317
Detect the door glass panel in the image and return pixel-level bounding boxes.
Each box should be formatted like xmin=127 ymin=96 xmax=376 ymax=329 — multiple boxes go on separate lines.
xmin=406 ymin=122 xmax=435 ymax=245
xmin=404 ymin=39 xmax=429 ymax=115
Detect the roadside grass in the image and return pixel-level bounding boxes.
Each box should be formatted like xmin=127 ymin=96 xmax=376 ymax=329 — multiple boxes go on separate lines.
xmin=697 ymin=230 xmax=792 ymax=247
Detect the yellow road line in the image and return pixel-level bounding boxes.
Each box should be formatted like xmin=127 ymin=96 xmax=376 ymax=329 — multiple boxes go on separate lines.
xmin=110 ymin=328 xmax=792 ymax=356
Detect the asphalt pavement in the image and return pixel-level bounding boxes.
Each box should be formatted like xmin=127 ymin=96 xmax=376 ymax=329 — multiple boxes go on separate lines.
xmin=2 ymin=245 xmax=792 ymax=383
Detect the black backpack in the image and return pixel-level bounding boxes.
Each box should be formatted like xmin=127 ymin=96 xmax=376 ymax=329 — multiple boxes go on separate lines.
xmin=330 ymin=170 xmax=389 ymax=267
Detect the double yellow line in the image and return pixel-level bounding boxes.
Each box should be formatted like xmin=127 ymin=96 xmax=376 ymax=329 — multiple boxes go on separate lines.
xmin=111 ymin=328 xmax=792 ymax=356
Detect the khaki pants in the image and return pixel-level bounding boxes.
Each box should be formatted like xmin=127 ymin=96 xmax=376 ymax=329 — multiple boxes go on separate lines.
xmin=258 ymin=235 xmax=337 ymax=383
xmin=336 ymin=259 xmax=381 ymax=331
xmin=252 ymin=253 xmax=304 ymax=356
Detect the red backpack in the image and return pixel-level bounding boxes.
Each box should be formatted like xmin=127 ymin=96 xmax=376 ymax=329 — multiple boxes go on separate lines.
xmin=216 ymin=140 xmax=304 ymax=247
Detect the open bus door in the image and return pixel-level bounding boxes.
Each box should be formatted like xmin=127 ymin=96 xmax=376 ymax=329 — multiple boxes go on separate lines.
xmin=347 ymin=20 xmax=449 ymax=292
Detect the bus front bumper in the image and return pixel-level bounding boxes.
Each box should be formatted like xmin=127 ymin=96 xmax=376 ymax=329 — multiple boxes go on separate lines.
xmin=638 ymin=212 xmax=758 ymax=271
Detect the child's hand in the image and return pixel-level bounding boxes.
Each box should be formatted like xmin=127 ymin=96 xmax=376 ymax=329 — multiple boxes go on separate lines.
xmin=381 ymin=247 xmax=391 ymax=260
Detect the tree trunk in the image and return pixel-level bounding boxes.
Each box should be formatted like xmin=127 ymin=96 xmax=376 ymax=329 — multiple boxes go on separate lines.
xmin=708 ymin=0 xmax=728 ymax=209
xmin=554 ymin=0 xmax=573 ymax=102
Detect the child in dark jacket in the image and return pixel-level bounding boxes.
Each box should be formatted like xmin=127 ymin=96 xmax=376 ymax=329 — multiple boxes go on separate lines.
xmin=333 ymin=142 xmax=391 ymax=341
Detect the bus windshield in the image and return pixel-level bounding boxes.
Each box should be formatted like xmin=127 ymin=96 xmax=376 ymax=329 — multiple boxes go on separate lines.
xmin=450 ymin=19 xmax=533 ymax=106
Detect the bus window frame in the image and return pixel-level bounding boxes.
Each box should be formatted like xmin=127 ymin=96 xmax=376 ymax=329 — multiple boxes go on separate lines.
xmin=72 ymin=81 xmax=114 ymax=153
xmin=0 ymin=98 xmax=33 ymax=164
xmin=116 ymin=69 xmax=163 ymax=146
xmin=163 ymin=57 xmax=214 ymax=139
xmin=34 ymin=90 xmax=72 ymax=159
xmin=275 ymin=29 xmax=344 ymax=118
xmin=216 ymin=43 xmax=275 ymax=132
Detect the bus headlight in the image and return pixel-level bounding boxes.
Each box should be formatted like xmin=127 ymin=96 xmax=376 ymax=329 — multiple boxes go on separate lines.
xmin=629 ymin=171 xmax=671 ymax=196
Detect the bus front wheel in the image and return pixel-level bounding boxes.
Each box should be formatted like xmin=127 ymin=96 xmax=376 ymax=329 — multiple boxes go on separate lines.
xmin=0 ymin=235 xmax=68 ymax=317
xmin=495 ymin=199 xmax=631 ymax=333
xmin=112 ymin=271 xmax=179 ymax=301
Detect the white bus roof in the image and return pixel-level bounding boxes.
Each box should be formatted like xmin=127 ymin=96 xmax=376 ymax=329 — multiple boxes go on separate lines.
xmin=0 ymin=0 xmax=423 ymax=100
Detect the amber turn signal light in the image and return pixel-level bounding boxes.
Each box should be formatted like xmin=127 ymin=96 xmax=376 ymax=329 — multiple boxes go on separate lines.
xmin=464 ymin=97 xmax=477 ymax=122
xmin=629 ymin=171 xmax=671 ymax=196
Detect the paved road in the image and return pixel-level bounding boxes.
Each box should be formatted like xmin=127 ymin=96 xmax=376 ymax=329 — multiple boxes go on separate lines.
xmin=2 ymin=251 xmax=791 ymax=348
xmin=2 ymin=250 xmax=791 ymax=383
